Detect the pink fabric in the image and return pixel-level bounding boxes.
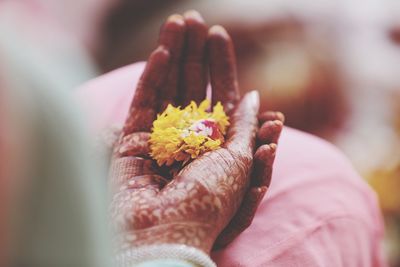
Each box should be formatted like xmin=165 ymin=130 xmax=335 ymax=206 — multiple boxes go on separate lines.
xmin=75 ymin=63 xmax=387 ymax=267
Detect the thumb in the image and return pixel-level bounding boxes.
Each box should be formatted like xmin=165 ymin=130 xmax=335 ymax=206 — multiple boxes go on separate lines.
xmin=225 ymin=90 xmax=260 ymax=156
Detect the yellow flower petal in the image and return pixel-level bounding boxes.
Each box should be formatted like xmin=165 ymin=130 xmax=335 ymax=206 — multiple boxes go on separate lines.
xmin=149 ymin=99 xmax=230 ymax=166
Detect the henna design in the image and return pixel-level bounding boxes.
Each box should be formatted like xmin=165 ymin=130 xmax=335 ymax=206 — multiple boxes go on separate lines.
xmin=257 ymin=120 xmax=283 ymax=145
xmin=258 ymin=111 xmax=285 ymax=125
xmin=180 ymin=10 xmax=208 ymax=105
xmin=214 ymin=112 xmax=284 ymax=249
xmin=115 ymin=132 xmax=150 ymax=157
xmin=208 ymin=25 xmax=240 ymax=114
xmin=110 ymin=11 xmax=284 ymax=255
xmin=111 ymin=92 xmax=259 ymax=254
xmin=157 ymin=14 xmax=186 ymax=111
xmin=122 ymin=47 xmax=170 ymax=136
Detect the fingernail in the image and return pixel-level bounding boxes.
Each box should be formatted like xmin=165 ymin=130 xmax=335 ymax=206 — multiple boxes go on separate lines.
xmin=154 ymin=45 xmax=166 ymax=53
xmin=268 ymin=143 xmax=277 ymax=152
xmin=153 ymin=45 xmax=169 ymax=57
xmin=184 ymin=10 xmax=204 ymax=22
xmin=209 ymin=25 xmax=229 ymax=37
xmin=167 ymin=14 xmax=185 ymax=26
xmin=257 ymin=186 xmax=268 ymax=194
xmin=257 ymin=143 xmax=277 ymax=156
xmin=272 ymin=120 xmax=283 ymax=127
xmin=275 ymin=112 xmax=285 ymax=123
xmin=246 ymin=90 xmax=260 ymax=107
xmin=150 ymin=46 xmax=170 ymax=66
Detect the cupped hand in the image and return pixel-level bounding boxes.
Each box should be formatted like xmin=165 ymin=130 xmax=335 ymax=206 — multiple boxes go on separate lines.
xmin=110 ymin=11 xmax=283 ymax=254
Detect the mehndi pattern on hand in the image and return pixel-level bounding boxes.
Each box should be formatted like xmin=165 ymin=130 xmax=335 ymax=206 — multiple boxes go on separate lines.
xmin=109 ymin=10 xmax=284 ymax=254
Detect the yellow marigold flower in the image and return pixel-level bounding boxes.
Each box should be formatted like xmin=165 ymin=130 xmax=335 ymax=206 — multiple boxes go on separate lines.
xmin=149 ymin=99 xmax=229 ymax=166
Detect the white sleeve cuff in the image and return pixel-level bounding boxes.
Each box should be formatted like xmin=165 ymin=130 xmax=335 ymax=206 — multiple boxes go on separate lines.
xmin=116 ymin=244 xmax=216 ymax=267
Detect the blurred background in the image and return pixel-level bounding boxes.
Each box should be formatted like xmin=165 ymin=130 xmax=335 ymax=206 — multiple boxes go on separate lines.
xmin=0 ymin=0 xmax=399 ymax=265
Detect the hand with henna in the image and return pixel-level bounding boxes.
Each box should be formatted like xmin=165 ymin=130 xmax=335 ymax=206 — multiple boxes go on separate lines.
xmin=109 ymin=11 xmax=284 ymax=254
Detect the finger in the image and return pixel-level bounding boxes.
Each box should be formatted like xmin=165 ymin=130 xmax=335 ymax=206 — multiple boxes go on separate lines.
xmin=158 ymin=14 xmax=186 ymax=111
xmin=251 ymin=144 xmax=277 ymax=187
xmin=257 ymin=120 xmax=283 ymax=145
xmin=179 ymin=10 xmax=208 ymax=105
xmin=214 ymin=138 xmax=279 ymax=248
xmin=122 ymin=46 xmax=170 ymax=136
xmin=125 ymin=174 xmax=169 ymax=191
xmin=114 ymin=132 xmax=150 ymax=157
xmin=110 ymin=157 xmax=161 ymax=189
xmin=208 ymin=25 xmax=239 ymax=114
xmin=258 ymin=111 xmax=285 ymax=125
xmin=213 ymin=186 xmax=267 ymax=249
xmin=225 ymin=91 xmax=260 ymax=153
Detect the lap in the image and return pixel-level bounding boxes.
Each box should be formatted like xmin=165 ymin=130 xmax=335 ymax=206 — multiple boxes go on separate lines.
xmin=75 ymin=63 xmax=386 ymax=267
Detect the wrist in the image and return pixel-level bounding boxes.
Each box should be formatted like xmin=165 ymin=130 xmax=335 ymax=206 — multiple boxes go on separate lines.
xmin=117 ymin=244 xmax=216 ymax=267
xmin=118 ymin=222 xmax=218 ymax=255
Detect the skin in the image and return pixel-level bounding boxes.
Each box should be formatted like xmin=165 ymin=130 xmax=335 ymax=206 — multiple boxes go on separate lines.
xmin=110 ymin=11 xmax=284 ymax=254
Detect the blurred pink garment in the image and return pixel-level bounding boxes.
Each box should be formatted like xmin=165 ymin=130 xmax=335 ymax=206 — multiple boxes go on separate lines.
xmin=75 ymin=63 xmax=387 ymax=267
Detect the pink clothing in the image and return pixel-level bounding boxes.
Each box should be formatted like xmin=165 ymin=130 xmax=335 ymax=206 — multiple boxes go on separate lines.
xmin=76 ymin=63 xmax=387 ymax=267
